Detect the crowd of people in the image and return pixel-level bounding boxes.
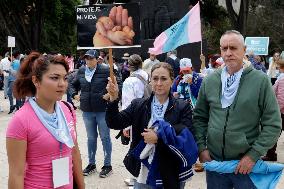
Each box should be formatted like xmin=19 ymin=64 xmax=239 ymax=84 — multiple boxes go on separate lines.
xmin=1 ymin=30 xmax=284 ymax=189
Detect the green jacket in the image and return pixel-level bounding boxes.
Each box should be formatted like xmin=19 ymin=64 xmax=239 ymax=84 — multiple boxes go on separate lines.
xmin=193 ymin=66 xmax=281 ymax=162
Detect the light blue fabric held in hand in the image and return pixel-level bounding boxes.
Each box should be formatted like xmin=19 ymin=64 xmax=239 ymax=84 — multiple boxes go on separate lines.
xmin=204 ymin=160 xmax=284 ymax=189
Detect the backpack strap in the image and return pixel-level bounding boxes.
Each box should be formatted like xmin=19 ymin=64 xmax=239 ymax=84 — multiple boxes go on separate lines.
xmin=61 ymin=101 xmax=74 ymax=120
xmin=131 ymin=73 xmax=148 ymax=84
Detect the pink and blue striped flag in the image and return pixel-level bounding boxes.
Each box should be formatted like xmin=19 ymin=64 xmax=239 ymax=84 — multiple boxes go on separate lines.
xmin=148 ymin=2 xmax=201 ymax=55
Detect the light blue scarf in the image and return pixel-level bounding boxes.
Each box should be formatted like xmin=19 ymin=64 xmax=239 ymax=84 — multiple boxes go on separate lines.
xmin=277 ymin=73 xmax=284 ymax=81
xmin=176 ymin=82 xmax=197 ymax=108
xmin=29 ymin=98 xmax=74 ymax=148
xmin=204 ymin=160 xmax=284 ymax=189
xmin=221 ymin=66 xmax=243 ymax=108
xmin=151 ymin=96 xmax=169 ymax=122
xmin=85 ymin=66 xmax=96 ymax=82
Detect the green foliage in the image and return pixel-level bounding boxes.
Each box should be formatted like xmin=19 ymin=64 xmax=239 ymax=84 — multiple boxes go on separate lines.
xmin=0 ymin=0 xmax=80 ymax=55
xmin=0 ymin=0 xmax=36 ymax=54
xmin=201 ymin=0 xmax=232 ymax=54
xmin=2 ymin=0 xmax=281 ymax=56
xmin=246 ymin=0 xmax=284 ymax=54
xmin=40 ymin=0 xmax=81 ymax=54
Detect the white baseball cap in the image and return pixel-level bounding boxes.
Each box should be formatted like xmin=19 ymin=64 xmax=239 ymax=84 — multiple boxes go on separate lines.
xmin=216 ymin=57 xmax=224 ymax=65
xmin=180 ymin=58 xmax=192 ymax=71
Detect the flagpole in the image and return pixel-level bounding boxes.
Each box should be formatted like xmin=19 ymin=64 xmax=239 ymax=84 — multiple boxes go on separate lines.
xmin=199 ymin=1 xmax=205 ymax=72
xmin=201 ymin=39 xmax=202 ymax=55
xmin=200 ymin=0 xmax=202 ymax=55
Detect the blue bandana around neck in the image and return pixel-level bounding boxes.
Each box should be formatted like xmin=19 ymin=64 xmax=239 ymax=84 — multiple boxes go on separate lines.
xmin=85 ymin=66 xmax=96 ymax=82
xmin=221 ymin=66 xmax=243 ymax=108
xmin=151 ymin=96 xmax=169 ymax=123
xmin=29 ymin=98 xmax=74 ymax=148
xmin=277 ymin=73 xmax=284 ymax=81
xmin=177 ymin=80 xmax=197 ymax=109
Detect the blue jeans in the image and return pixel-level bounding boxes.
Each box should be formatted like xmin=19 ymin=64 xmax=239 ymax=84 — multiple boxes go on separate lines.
xmin=3 ymin=76 xmax=8 ymax=97
xmin=82 ymin=111 xmax=112 ymax=166
xmin=206 ymin=171 xmax=256 ymax=189
xmin=7 ymin=80 xmax=14 ymax=106
xmin=134 ymin=181 xmax=185 ymax=189
xmin=7 ymin=80 xmax=21 ymax=109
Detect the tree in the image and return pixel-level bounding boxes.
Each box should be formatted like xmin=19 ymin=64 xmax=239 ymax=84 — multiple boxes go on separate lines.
xmin=0 ymin=0 xmax=80 ymax=55
xmin=200 ymin=0 xmax=232 ymax=54
xmin=40 ymin=0 xmax=80 ymax=54
xmin=247 ymin=0 xmax=284 ymax=53
xmin=225 ymin=0 xmax=249 ymax=35
xmin=0 ymin=0 xmax=44 ymax=52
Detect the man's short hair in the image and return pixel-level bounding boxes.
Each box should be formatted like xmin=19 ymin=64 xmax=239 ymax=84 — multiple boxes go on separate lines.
xmin=12 ymin=50 xmax=20 ymax=58
xmin=220 ymin=30 xmax=245 ymax=46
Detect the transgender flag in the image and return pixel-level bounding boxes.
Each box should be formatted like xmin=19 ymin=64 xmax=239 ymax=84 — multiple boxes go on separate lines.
xmin=148 ymin=2 xmax=201 ymax=55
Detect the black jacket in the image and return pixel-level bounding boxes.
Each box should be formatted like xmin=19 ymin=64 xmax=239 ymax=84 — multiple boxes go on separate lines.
xmin=69 ymin=64 xmax=109 ymax=112
xmin=105 ymin=94 xmax=193 ymax=188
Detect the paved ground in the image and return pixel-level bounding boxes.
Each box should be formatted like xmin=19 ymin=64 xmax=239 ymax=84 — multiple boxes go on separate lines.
xmin=0 ymin=91 xmax=284 ymax=188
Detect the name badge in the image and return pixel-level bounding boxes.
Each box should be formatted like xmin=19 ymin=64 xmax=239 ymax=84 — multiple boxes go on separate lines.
xmin=52 ymin=157 xmax=70 ymax=188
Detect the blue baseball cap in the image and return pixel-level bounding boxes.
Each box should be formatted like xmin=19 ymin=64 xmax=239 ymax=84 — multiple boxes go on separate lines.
xmin=84 ymin=49 xmax=98 ymax=59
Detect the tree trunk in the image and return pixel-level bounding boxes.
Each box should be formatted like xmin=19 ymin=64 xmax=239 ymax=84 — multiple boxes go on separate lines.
xmin=31 ymin=0 xmax=44 ymax=50
xmin=225 ymin=0 xmax=249 ymax=35
xmin=0 ymin=0 xmax=46 ymax=51
xmin=238 ymin=0 xmax=249 ymax=35
xmin=0 ymin=2 xmax=29 ymax=50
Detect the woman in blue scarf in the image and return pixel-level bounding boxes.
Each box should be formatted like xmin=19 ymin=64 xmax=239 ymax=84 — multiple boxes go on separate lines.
xmin=6 ymin=52 xmax=85 ymax=189
xmin=105 ymin=62 xmax=198 ymax=189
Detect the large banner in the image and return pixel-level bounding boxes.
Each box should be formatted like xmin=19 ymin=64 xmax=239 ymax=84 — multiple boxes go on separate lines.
xmin=76 ymin=3 xmax=140 ymax=49
xmin=245 ymin=37 xmax=269 ymax=55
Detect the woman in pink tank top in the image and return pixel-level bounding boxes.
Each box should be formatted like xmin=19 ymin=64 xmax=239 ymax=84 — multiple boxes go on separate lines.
xmin=6 ymin=52 xmax=85 ymax=189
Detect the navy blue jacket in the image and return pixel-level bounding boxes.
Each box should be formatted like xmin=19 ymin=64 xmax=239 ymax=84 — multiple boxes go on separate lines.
xmin=105 ymin=94 xmax=194 ymax=188
xmin=132 ymin=120 xmax=198 ymax=188
xmin=69 ymin=64 xmax=109 ymax=112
